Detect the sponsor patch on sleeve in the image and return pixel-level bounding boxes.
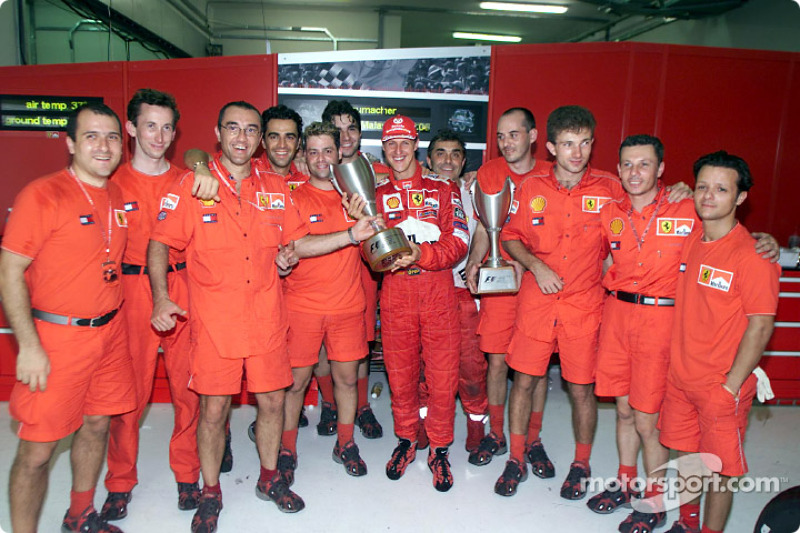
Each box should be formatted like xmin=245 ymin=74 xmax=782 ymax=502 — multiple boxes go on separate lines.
xmin=160 ymin=193 xmax=180 ymax=211
xmin=697 ymin=264 xmax=733 ymax=292
xmin=453 ymin=207 xmax=465 ymax=220
xmin=454 ymin=228 xmax=469 ymax=245
xmin=454 ymin=220 xmax=468 ymax=231
xmin=451 ymin=192 xmax=463 ymax=207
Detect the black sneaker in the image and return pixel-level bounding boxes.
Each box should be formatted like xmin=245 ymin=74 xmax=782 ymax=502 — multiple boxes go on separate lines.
xmin=62 ymin=506 xmax=122 ymax=533
xmin=468 ymin=432 xmax=507 ymax=466
xmin=494 ymin=458 xmax=528 ymax=497
xmin=586 ymin=484 xmax=638 ymax=514
xmin=190 ymin=492 xmax=222 ymax=533
xmin=618 ymin=509 xmax=666 ymax=533
xmin=355 ymin=405 xmax=383 ymax=439
xmin=299 ymin=407 xmax=309 ymax=428
xmin=220 ymin=425 xmax=233 ymax=473
xmin=560 ymin=461 xmax=591 ymax=500
xmin=526 ymin=439 xmax=555 ymax=479
xmin=177 ymin=482 xmax=201 ymax=511
xmin=316 ymin=401 xmax=338 ymax=436
xmin=277 ymin=447 xmax=297 ymax=486
xmin=385 ymin=438 xmax=416 ymax=480
xmin=256 ymin=474 xmax=305 ymax=513
xmin=333 ymin=440 xmax=368 ymax=477
xmin=99 ymin=491 xmax=130 ymax=521
xmin=428 ymin=447 xmax=453 ymax=492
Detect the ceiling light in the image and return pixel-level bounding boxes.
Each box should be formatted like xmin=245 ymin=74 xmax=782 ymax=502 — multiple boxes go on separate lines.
xmin=479 ymin=2 xmax=568 ymax=14
xmin=452 ymin=31 xmax=522 ymax=43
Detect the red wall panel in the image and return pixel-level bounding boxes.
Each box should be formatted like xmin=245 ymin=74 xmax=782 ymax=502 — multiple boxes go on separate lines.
xmin=125 ymin=55 xmax=277 ymax=164
xmin=0 ymin=62 xmax=125 ymax=234
xmin=490 ymin=42 xmax=800 ymax=242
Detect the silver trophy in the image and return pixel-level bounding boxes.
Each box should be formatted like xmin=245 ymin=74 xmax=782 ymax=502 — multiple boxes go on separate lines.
xmin=471 ymin=176 xmax=519 ymax=293
xmin=330 ymin=154 xmax=411 ymax=272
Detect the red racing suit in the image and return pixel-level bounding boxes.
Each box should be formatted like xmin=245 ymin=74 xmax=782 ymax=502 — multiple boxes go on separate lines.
xmin=376 ymin=165 xmax=469 ymax=449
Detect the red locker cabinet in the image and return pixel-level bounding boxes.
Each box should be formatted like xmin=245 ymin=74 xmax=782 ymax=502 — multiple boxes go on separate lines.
xmin=760 ymin=270 xmax=800 ymax=404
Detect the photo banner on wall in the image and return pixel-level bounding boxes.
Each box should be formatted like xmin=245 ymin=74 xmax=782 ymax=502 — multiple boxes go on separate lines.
xmin=277 ymin=47 xmax=490 ymax=173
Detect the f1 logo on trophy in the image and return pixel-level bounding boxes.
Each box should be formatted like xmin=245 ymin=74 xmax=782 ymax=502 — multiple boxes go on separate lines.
xmin=330 ymin=154 xmax=412 ymax=271
xmin=471 ymin=176 xmax=519 ymax=293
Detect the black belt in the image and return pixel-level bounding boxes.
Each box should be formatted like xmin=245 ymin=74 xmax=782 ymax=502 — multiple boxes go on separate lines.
xmin=121 ymin=262 xmax=186 ymax=275
xmin=32 ymin=307 xmax=119 ymax=327
xmin=613 ymin=290 xmax=675 ymax=307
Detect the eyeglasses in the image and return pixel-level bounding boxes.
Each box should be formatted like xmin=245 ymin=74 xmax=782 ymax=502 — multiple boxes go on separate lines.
xmin=222 ymin=124 xmax=261 ymax=137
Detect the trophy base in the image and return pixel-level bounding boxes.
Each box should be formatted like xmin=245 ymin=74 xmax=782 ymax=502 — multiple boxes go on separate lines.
xmin=477 ymin=265 xmax=519 ymax=294
xmin=364 ymin=228 xmax=412 ymax=272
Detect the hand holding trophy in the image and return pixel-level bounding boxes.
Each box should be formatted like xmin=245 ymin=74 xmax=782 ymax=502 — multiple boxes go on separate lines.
xmin=471 ymin=176 xmax=520 ymax=293
xmin=331 ymin=154 xmax=412 ymax=271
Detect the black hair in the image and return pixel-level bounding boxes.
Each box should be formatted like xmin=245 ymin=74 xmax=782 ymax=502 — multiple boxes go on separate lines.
xmin=501 ymin=107 xmax=536 ymax=131
xmin=693 ymin=150 xmax=753 ymax=193
xmin=322 ymin=100 xmax=361 ymax=132
xmin=217 ymin=101 xmax=260 ymax=129
xmin=261 ymin=104 xmax=302 ymax=136
xmin=66 ymin=102 xmax=121 ymax=141
xmin=427 ymin=129 xmax=466 ymax=159
xmin=546 ymin=105 xmax=596 ymax=143
xmin=127 ymin=88 xmax=180 ymax=126
xmin=619 ymin=134 xmax=664 ymax=165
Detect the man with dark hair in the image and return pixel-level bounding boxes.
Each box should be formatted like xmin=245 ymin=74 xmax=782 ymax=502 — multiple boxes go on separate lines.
xmin=464 ymin=106 xmax=553 ymax=474
xmin=376 ymin=115 xmax=469 ymax=492
xmin=322 ymin=99 xmax=384 ymax=439
xmin=589 ymin=137 xmax=777 ymax=533
xmin=1 ymin=103 xmax=135 ymax=533
xmin=498 ymin=105 xmax=625 ymax=499
xmin=148 ymin=101 xmax=378 ymax=532
xmin=101 ymin=88 xmax=201 ymax=521
xmin=258 ymin=104 xmax=308 ymax=190
xmin=279 ymin=121 xmax=371 ymax=483
xmin=423 ymin=129 xmax=488 ymax=454
xmin=659 ymin=151 xmax=779 ymax=533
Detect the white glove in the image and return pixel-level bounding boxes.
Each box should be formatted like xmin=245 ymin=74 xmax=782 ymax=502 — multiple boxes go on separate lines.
xmin=752 ymin=366 xmax=775 ymax=403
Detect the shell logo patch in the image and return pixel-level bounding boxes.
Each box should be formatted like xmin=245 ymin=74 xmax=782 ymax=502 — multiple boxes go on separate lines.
xmin=582 ymin=196 xmax=611 ymax=213
xmin=384 ymin=193 xmax=403 ymax=212
xmin=657 ymin=218 xmax=694 ymax=236
xmin=610 ymin=218 xmax=624 ymax=235
xmin=114 ymin=210 xmax=128 ymax=228
xmin=410 ymin=191 xmax=424 ymax=207
xmin=697 ymin=263 xmax=733 ymax=292
xmin=198 ymin=199 xmax=216 ymax=208
xmin=530 ymin=196 xmax=546 ymax=213
xmin=160 ymin=193 xmax=180 ymax=211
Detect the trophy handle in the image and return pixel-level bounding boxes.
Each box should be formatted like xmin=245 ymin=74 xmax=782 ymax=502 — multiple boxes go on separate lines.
xmin=329 ymin=163 xmax=344 ymax=196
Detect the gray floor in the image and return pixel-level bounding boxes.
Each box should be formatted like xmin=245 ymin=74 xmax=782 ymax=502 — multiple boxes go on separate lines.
xmin=0 ymin=367 xmax=797 ymax=533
